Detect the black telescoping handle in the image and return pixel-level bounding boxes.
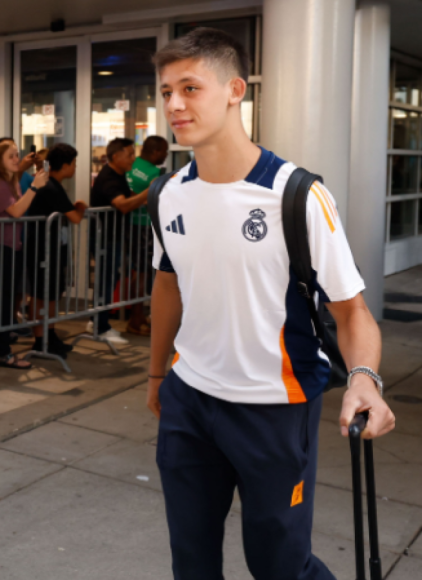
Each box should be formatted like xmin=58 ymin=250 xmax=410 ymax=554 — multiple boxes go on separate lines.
xmin=349 ymin=414 xmax=367 ymax=580
xmin=349 ymin=413 xmax=382 ymax=580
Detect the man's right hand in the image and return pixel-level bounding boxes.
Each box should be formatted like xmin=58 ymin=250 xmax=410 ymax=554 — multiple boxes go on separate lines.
xmin=147 ymin=377 xmax=163 ymax=419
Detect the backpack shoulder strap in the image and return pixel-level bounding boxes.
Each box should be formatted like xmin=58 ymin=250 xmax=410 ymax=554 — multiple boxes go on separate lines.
xmin=147 ymin=171 xmax=176 ymax=252
xmin=282 ymin=167 xmax=323 ymax=293
xmin=282 ymin=167 xmax=324 ymax=336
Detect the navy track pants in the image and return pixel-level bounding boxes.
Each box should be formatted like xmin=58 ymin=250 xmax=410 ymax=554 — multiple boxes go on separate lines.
xmin=157 ymin=370 xmax=336 ymax=580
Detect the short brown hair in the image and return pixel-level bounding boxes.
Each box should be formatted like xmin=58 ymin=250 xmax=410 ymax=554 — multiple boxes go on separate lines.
xmin=106 ymin=138 xmax=134 ymax=162
xmin=153 ymin=27 xmax=250 ymax=83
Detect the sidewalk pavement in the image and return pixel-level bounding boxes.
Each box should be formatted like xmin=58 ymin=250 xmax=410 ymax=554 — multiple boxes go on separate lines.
xmin=0 ymin=269 xmax=421 ymax=579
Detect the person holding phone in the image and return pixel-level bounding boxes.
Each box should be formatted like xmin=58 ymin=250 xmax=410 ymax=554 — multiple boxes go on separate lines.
xmin=0 ymin=141 xmax=48 ymax=368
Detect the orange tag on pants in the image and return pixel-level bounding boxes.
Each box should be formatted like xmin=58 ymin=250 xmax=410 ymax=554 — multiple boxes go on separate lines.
xmin=291 ymin=481 xmax=304 ymax=507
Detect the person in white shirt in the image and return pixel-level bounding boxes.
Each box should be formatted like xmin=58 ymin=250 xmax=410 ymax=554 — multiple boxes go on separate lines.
xmin=147 ymin=27 xmax=395 ymax=580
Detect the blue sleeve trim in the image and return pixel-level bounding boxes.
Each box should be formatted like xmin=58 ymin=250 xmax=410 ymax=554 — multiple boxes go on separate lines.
xmin=159 ymin=252 xmax=175 ymax=273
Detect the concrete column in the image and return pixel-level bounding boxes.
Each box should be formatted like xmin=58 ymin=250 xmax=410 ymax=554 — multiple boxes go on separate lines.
xmin=347 ymin=1 xmax=390 ymax=320
xmin=261 ymin=0 xmax=356 ymax=222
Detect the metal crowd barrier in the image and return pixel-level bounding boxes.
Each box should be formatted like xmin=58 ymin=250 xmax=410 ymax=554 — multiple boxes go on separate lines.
xmin=0 ymin=208 xmax=152 ymax=373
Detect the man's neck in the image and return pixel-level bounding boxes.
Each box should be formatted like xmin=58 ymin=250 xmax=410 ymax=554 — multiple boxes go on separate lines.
xmin=193 ymin=126 xmax=261 ymax=184
xmin=108 ymin=161 xmax=125 ymax=175
xmin=49 ymin=171 xmax=64 ymax=183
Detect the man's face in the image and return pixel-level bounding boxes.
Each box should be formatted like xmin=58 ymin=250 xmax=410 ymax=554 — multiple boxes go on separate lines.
xmin=62 ymin=158 xmax=77 ymax=179
xmin=160 ymin=58 xmax=234 ymax=148
xmin=152 ymin=145 xmax=169 ymax=166
xmin=113 ymin=145 xmax=136 ymax=173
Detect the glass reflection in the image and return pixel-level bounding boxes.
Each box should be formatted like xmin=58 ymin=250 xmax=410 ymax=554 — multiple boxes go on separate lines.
xmin=91 ymin=37 xmax=157 ymax=183
xmin=392 ymin=110 xmax=420 ymax=150
xmin=390 ymin=201 xmax=415 ymax=240
xmin=391 ymin=155 xmax=418 ymax=194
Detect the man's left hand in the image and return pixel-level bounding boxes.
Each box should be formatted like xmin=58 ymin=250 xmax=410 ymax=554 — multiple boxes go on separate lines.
xmin=339 ymin=375 xmax=395 ymax=439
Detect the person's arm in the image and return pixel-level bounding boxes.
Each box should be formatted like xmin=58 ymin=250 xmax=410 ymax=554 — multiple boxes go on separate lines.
xmin=5 ymin=170 xmax=48 ymax=218
xmin=326 ymin=295 xmax=395 ymax=439
xmin=66 ymin=200 xmax=88 ymax=224
xmin=147 ymin=270 xmax=183 ymax=418
xmin=305 ymin=180 xmax=394 ymax=439
xmin=18 ymin=153 xmax=36 ymax=179
xmin=5 ymin=189 xmax=36 ymax=218
xmin=111 ymin=188 xmax=149 ymax=214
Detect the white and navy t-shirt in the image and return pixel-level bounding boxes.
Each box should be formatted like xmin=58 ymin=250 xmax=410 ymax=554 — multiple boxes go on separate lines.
xmin=153 ymin=147 xmax=364 ymax=404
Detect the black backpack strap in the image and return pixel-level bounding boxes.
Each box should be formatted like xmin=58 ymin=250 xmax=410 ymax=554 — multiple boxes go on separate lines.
xmin=282 ymin=167 xmax=324 ymax=339
xmin=147 ymin=171 xmax=176 ymax=252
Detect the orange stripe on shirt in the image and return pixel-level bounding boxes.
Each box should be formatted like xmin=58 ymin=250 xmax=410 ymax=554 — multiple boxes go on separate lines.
xmin=172 ymin=352 xmax=180 ymax=366
xmin=279 ymin=326 xmax=307 ymax=403
xmin=314 ymin=181 xmax=337 ymax=219
xmin=311 ymin=186 xmax=336 ymax=233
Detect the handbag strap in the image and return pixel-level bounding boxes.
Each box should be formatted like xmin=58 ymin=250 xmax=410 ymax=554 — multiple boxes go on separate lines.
xmin=147 ymin=171 xmax=176 ymax=253
xmin=282 ymin=167 xmax=325 ymax=340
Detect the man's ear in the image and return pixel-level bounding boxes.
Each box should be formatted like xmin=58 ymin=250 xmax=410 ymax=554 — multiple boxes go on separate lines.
xmin=228 ymin=77 xmax=247 ymax=106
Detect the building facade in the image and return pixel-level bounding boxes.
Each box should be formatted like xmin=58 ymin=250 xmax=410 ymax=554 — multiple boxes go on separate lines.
xmin=0 ymin=0 xmax=421 ymax=320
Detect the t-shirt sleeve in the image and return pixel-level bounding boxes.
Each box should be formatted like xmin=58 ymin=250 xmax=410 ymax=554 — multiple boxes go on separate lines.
xmin=306 ymin=181 xmax=365 ymax=302
xmin=102 ymin=178 xmax=127 ymax=205
xmin=55 ymin=188 xmax=75 ymax=214
xmin=152 ymin=228 xmax=175 ymax=273
xmin=0 ymin=181 xmax=12 ymax=213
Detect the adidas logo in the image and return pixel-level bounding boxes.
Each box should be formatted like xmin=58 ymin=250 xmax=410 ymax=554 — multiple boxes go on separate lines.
xmin=165 ymin=215 xmax=186 ymax=235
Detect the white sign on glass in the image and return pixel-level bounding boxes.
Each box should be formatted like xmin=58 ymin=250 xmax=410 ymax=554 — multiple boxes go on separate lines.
xmin=114 ymin=100 xmax=130 ymax=112
xmin=42 ymin=104 xmax=55 ymax=116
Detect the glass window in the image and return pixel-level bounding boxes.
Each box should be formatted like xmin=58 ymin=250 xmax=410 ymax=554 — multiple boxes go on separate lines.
xmin=20 ymin=46 xmax=77 ymax=199
xmin=419 ymin=200 xmax=422 ymax=235
xmin=172 ymin=151 xmax=194 ymax=171
xmin=391 ymin=155 xmax=419 ymax=194
xmin=91 ymin=37 xmax=157 ymax=183
xmin=390 ymin=200 xmax=416 ymax=240
xmin=394 ymin=61 xmax=422 ymax=106
xmin=392 ymin=110 xmax=420 ymax=150
xmin=175 ymin=18 xmax=256 ymax=75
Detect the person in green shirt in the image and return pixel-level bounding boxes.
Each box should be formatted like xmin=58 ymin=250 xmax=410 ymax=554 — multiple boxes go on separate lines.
xmin=126 ymin=136 xmax=169 ymax=335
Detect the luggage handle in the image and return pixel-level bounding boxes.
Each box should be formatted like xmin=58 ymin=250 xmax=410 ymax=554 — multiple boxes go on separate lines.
xmin=349 ymin=413 xmax=382 ymax=580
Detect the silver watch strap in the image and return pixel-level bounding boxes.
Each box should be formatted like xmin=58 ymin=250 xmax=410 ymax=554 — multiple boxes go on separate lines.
xmin=347 ymin=366 xmax=383 ymax=398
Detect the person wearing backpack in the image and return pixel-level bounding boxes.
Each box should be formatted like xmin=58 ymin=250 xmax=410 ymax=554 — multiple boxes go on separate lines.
xmin=147 ymin=27 xmax=395 ymax=580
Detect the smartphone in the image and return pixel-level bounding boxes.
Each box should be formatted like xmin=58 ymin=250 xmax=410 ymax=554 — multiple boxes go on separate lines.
xmin=30 ymin=144 xmax=36 ymax=155
xmin=43 ymin=160 xmax=50 ymax=173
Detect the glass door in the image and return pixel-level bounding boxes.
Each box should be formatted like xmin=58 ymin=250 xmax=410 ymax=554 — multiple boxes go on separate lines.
xmin=15 ymin=42 xmax=77 ymax=200
xmin=91 ymin=36 xmax=157 ymax=183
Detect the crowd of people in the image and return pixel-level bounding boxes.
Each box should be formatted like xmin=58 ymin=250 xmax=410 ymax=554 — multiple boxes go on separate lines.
xmin=0 ymin=134 xmax=168 ymax=369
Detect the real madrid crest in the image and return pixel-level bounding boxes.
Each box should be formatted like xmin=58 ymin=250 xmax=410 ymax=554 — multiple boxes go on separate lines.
xmin=242 ymin=209 xmax=268 ymax=242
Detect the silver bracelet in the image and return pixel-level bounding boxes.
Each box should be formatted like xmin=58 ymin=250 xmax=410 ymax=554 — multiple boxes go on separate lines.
xmin=347 ymin=366 xmax=383 ymax=398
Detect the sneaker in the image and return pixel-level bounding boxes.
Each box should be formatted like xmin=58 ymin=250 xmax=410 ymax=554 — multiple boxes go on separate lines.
xmin=86 ymin=321 xmax=94 ymax=334
xmin=99 ymin=328 xmax=128 ymax=345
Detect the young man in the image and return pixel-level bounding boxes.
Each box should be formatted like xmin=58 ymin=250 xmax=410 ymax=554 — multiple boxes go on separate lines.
xmin=126 ymin=135 xmax=169 ymax=336
xmin=148 ymin=28 xmax=395 ymax=580
xmin=28 ymin=144 xmax=87 ymax=357
xmin=90 ymin=138 xmax=149 ymax=344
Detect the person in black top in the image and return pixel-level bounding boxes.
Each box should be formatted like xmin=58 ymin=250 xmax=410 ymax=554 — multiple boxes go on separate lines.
xmin=28 ymin=144 xmax=87 ymax=357
xmin=90 ymin=138 xmax=150 ymax=343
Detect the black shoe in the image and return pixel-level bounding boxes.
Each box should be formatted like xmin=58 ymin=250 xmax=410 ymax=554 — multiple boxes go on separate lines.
xmin=49 ymin=330 xmax=73 ymax=353
xmin=11 ymin=323 xmax=32 ymax=338
xmin=32 ymin=339 xmax=68 ymax=359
